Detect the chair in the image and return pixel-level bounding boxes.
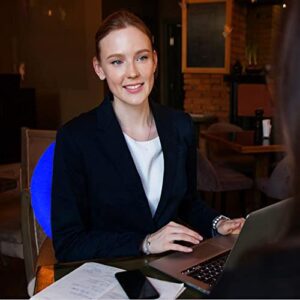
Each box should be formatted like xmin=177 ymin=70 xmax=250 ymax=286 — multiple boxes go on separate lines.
xmin=206 ymin=122 xmax=255 ymax=175
xmin=256 ymin=156 xmax=293 ymax=203
xmin=0 ymin=163 xmax=22 ymax=262
xmin=197 ymin=150 xmax=253 ymax=216
xmin=230 ymin=77 xmax=273 ymax=130
xmin=21 ymin=128 xmax=57 ymax=295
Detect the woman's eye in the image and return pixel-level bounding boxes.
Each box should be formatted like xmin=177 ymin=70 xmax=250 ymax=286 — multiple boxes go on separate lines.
xmin=111 ymin=60 xmax=122 ymax=65
xmin=137 ymin=55 xmax=148 ymax=62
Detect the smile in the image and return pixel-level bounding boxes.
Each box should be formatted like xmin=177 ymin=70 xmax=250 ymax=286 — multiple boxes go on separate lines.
xmin=123 ymin=83 xmax=144 ymax=93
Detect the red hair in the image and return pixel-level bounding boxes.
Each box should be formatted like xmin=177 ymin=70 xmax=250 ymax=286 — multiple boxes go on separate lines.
xmin=95 ymin=10 xmax=153 ymax=60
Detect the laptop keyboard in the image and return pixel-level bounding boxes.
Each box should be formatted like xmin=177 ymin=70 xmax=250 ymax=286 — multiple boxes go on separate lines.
xmin=181 ymin=252 xmax=229 ymax=286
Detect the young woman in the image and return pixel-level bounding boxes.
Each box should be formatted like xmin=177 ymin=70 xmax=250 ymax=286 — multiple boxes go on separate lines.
xmin=51 ymin=10 xmax=244 ymax=262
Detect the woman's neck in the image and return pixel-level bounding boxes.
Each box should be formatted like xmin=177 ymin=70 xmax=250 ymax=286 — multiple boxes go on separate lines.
xmin=112 ymin=99 xmax=156 ymax=141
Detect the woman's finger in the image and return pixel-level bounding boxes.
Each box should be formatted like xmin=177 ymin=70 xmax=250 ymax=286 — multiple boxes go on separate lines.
xmin=165 ymin=222 xmax=203 ymax=240
xmin=169 ymin=233 xmax=201 ymax=245
xmin=167 ymin=243 xmax=194 ymax=253
xmin=217 ymin=219 xmax=244 ymax=235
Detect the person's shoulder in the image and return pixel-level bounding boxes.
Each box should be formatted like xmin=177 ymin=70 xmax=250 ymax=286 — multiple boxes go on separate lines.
xmin=151 ymin=101 xmax=192 ymax=125
xmin=59 ymin=95 xmax=113 ymax=136
xmin=59 ymin=105 xmax=99 ymax=137
xmin=152 ymin=102 xmax=193 ymax=143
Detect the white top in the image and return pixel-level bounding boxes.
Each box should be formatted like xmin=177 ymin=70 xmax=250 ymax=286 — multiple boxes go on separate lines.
xmin=123 ymin=133 xmax=164 ymax=216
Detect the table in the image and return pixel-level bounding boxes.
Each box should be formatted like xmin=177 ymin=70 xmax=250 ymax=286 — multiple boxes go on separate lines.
xmin=200 ymin=130 xmax=285 ymax=207
xmin=200 ymin=131 xmax=285 ymax=178
xmin=34 ymin=255 xmax=204 ymax=298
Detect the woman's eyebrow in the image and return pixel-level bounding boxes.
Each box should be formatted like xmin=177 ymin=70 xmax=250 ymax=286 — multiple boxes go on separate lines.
xmin=105 ymin=49 xmax=151 ymax=60
xmin=106 ymin=53 xmax=124 ymax=60
xmin=135 ymin=49 xmax=151 ymax=55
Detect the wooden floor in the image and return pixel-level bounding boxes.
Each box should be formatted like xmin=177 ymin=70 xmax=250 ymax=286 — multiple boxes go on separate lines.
xmin=0 ymin=256 xmax=28 ymax=299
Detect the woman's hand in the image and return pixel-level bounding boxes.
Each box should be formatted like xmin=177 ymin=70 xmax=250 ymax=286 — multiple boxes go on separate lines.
xmin=147 ymin=221 xmax=203 ymax=254
xmin=216 ymin=218 xmax=245 ymax=235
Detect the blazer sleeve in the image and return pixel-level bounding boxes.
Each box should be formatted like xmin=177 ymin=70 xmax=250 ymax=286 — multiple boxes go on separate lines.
xmin=178 ymin=115 xmax=219 ymax=238
xmin=51 ymin=127 xmax=145 ymax=262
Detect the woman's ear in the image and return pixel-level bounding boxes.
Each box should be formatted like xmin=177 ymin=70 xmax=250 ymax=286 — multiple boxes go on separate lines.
xmin=93 ymin=56 xmax=106 ymax=80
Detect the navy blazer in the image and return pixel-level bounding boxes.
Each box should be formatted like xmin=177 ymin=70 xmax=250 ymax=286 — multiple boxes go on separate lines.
xmin=51 ymin=96 xmax=218 ymax=262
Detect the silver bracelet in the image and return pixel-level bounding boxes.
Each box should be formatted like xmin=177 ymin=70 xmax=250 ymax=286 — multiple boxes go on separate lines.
xmin=212 ymin=215 xmax=230 ymax=230
xmin=142 ymin=234 xmax=151 ymax=255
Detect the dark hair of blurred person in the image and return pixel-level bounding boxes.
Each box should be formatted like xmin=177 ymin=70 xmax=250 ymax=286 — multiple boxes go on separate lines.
xmin=210 ymin=1 xmax=300 ymax=298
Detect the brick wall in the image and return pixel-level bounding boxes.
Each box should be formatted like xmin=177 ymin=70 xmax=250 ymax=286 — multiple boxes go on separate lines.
xmin=183 ymin=73 xmax=230 ymax=121
xmin=183 ymin=1 xmax=282 ymax=121
xmin=231 ymin=1 xmax=247 ymax=69
xmin=247 ymin=5 xmax=273 ymax=67
xmin=271 ymin=5 xmax=283 ymax=60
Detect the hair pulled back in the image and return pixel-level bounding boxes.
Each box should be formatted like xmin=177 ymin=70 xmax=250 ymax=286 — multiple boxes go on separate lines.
xmin=95 ymin=10 xmax=153 ymax=60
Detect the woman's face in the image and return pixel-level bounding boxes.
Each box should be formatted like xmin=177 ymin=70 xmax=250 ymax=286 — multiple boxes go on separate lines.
xmin=94 ymin=26 xmax=157 ymax=107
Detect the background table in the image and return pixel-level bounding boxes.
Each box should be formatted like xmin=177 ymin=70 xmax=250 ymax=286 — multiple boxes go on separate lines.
xmin=200 ymin=130 xmax=285 ymax=178
xmin=200 ymin=130 xmax=285 ymax=208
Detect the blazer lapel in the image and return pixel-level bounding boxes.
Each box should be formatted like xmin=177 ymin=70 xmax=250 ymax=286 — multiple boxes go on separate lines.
xmin=95 ymin=97 xmax=153 ymax=217
xmin=95 ymin=97 xmax=179 ymax=224
xmin=151 ymin=102 xmax=179 ymax=222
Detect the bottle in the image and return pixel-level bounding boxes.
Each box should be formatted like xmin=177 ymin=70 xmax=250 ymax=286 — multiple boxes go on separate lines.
xmin=254 ymin=108 xmax=264 ymax=144
xmin=232 ymin=60 xmax=242 ymax=76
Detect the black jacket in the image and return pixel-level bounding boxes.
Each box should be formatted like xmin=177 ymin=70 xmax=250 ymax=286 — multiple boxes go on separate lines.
xmin=51 ymin=96 xmax=218 ymax=262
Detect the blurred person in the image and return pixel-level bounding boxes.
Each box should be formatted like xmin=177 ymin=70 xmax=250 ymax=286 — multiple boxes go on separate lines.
xmin=51 ymin=10 xmax=244 ymax=262
xmin=210 ymin=1 xmax=300 ymax=297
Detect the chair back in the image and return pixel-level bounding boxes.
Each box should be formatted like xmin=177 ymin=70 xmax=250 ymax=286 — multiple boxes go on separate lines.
xmin=21 ymin=128 xmax=56 ymax=283
xmin=206 ymin=122 xmax=243 ymax=163
xmin=266 ymin=156 xmax=293 ymax=199
xmin=231 ymin=79 xmax=274 ymax=129
xmin=0 ymin=163 xmax=22 ymax=259
xmin=197 ymin=150 xmax=220 ymax=191
xmin=237 ymin=83 xmax=273 ymax=117
xmin=207 ymin=122 xmax=243 ymax=133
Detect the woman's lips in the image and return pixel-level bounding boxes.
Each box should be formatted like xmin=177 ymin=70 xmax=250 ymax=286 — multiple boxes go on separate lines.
xmin=123 ymin=83 xmax=144 ymax=94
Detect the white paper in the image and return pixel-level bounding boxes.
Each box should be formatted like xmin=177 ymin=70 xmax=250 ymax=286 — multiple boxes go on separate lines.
xmin=31 ymin=262 xmax=185 ymax=300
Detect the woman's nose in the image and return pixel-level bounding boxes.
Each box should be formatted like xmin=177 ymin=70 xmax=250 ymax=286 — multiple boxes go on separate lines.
xmin=126 ymin=61 xmax=139 ymax=78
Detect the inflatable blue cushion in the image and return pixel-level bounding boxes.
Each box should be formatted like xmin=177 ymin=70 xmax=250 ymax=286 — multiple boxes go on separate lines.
xmin=30 ymin=142 xmax=55 ymax=238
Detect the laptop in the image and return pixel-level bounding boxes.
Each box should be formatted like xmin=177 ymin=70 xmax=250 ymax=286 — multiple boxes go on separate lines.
xmin=149 ymin=198 xmax=292 ymax=294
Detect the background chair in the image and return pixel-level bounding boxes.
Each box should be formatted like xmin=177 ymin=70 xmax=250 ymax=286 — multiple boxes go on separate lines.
xmin=256 ymin=156 xmax=293 ymax=205
xmin=197 ymin=150 xmax=253 ymax=217
xmin=21 ymin=128 xmax=57 ymax=295
xmin=0 ymin=163 xmax=22 ymax=263
xmin=230 ymin=77 xmax=273 ymax=130
xmin=206 ymin=122 xmax=255 ymax=175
